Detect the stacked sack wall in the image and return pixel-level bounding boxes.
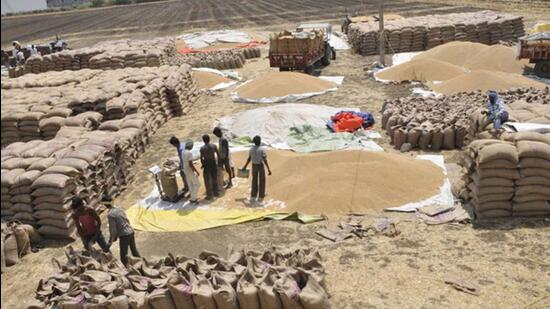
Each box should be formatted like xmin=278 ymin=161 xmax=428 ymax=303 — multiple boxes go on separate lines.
xmin=171 ymin=47 xmax=261 ymax=70
xmin=17 ymin=38 xmax=175 ymax=77
xmin=348 ymin=10 xmax=525 ymax=55
xmin=460 ymin=134 xmax=550 ymax=219
xmin=1 ymin=65 xmax=198 ymax=147
xmin=31 ymin=247 xmax=330 ymax=309
xmin=381 ymin=87 xmax=549 ymax=151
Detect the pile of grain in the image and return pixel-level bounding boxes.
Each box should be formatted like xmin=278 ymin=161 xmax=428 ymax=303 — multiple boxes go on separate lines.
xmin=233 ymin=150 xmax=444 ymax=215
xmin=382 ymin=88 xmax=550 ymax=151
xmin=376 ymin=58 xmax=466 ymax=82
xmin=1 ymin=65 xmax=198 ymax=146
xmin=462 ymin=44 xmax=530 ymax=74
xmin=461 ymin=135 xmax=550 ymax=218
xmin=193 ymin=70 xmax=233 ymax=90
xmin=20 ymin=38 xmax=175 ymax=76
xmin=430 ymin=70 xmax=546 ymax=95
xmin=413 ymin=41 xmax=489 ymax=66
xmin=235 ymin=72 xmax=336 ymax=99
xmin=32 ymin=246 xmax=329 ymax=308
xmin=348 ymin=10 xmax=525 ymax=55
xmin=171 ymin=47 xmax=261 ymax=70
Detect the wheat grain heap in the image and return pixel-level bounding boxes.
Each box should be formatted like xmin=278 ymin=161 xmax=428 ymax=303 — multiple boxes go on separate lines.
xmin=348 ymin=10 xmax=525 ymax=55
xmin=381 ymin=88 xmax=549 ymax=151
xmin=1 ymin=65 xmax=198 ymax=147
xmin=461 ymin=135 xmax=550 ymax=219
xmin=29 ymin=246 xmax=330 ymax=309
xmin=18 ymin=38 xmax=175 ymax=77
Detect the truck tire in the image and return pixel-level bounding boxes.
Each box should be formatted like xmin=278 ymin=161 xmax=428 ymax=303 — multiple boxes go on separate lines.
xmin=321 ymin=46 xmax=332 ymax=66
xmin=279 ymin=67 xmax=289 ymax=72
xmin=534 ymin=61 xmax=550 ymax=78
xmin=305 ymin=65 xmax=314 ymax=75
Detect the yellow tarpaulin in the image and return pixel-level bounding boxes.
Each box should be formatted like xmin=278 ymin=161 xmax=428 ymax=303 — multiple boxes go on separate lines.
xmin=126 ymin=205 xmax=324 ymax=232
xmin=530 ymin=23 xmax=550 ymax=34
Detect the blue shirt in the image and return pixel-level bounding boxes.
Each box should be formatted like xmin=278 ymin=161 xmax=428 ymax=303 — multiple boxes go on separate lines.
xmin=486 ymin=98 xmax=505 ymax=120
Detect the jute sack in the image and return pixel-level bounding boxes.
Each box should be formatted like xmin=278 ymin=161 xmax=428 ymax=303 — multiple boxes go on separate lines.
xmin=393 ymin=128 xmax=407 ymax=149
xmin=513 ymin=132 xmax=550 ymax=144
xmin=14 ymin=225 xmax=31 ymax=256
xmin=237 ymin=270 xmax=260 ymax=309
xmin=160 ymin=170 xmax=178 ymax=201
xmin=275 ymin=274 xmax=304 ymax=309
xmin=124 ymin=289 xmax=153 ymax=309
xmin=515 ymin=185 xmax=550 ymax=197
xmin=516 ymin=176 xmax=550 ymax=186
xmin=167 ymin=276 xmax=195 ymax=309
xmin=299 ymin=278 xmax=330 ymax=309
xmin=470 ymin=200 xmax=511 ymax=211
xmin=513 ymin=194 xmax=550 ymax=203
xmin=442 ymin=126 xmax=455 ymax=150
xmin=476 ymin=209 xmax=511 ymax=219
xmin=106 ymin=295 xmax=130 ymax=309
xmin=519 ymin=158 xmax=550 ymax=170
xmin=513 ymin=201 xmax=550 ymax=212
xmin=18 ymin=224 xmax=42 ymax=243
xmin=258 ymin=271 xmax=283 ymax=309
xmin=148 ymin=288 xmax=176 ymax=309
xmin=4 ymin=232 xmax=19 ymax=266
xmin=472 ymin=192 xmax=514 ymax=204
xmin=431 ymin=127 xmax=443 ymax=151
xmin=38 ymin=225 xmax=76 ymax=238
xmin=467 ymin=183 xmax=514 ymax=196
xmin=517 ymin=141 xmax=550 ymax=160
xmin=477 ymin=168 xmax=520 ymax=180
xmin=31 ymin=173 xmax=74 ymax=190
xmin=512 ymin=210 xmax=550 ymax=217
xmin=212 ymin=274 xmax=239 ymax=309
xmin=478 ymin=159 xmax=517 ymax=169
xmin=478 ymin=143 xmax=518 ymax=164
xmin=520 ymin=168 xmax=550 ymax=179
xmin=191 ymin=276 xmax=216 ymax=309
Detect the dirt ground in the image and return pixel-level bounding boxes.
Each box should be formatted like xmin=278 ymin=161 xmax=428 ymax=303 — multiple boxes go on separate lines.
xmin=2 ymin=2 xmax=550 ymax=308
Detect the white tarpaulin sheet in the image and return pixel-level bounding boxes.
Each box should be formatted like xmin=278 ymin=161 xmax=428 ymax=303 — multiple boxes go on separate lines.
xmin=385 ymin=155 xmax=454 ymax=212
xmin=192 ymin=68 xmax=240 ymax=91
xmin=178 ymin=30 xmax=251 ymax=49
xmin=329 ymin=33 xmax=350 ymax=50
xmin=231 ymin=76 xmax=344 ymax=103
xmin=503 ymin=122 xmax=550 ymax=134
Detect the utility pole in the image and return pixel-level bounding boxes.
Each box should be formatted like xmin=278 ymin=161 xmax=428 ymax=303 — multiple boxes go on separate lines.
xmin=379 ymin=0 xmax=385 ymax=65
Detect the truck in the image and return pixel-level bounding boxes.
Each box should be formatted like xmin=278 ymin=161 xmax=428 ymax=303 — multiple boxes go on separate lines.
xmin=269 ymin=23 xmax=335 ymax=74
xmin=518 ymin=32 xmax=550 ymax=78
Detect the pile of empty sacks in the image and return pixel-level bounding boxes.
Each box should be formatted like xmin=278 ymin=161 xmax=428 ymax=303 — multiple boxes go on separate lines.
xmin=30 ymin=246 xmax=330 ymax=309
xmin=460 ymin=133 xmax=550 ymax=218
xmin=381 ymin=88 xmax=549 ymax=151
xmin=1 ymin=65 xmax=198 ymax=146
xmin=348 ymin=10 xmax=525 ymax=55
xmin=171 ymin=47 xmax=262 ymax=70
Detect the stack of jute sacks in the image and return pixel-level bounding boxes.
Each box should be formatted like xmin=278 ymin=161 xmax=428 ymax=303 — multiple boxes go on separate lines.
xmin=269 ymin=30 xmax=323 ymax=54
xmin=30 ymin=246 xmax=330 ymax=309
xmin=348 ymin=10 xmax=525 ymax=55
xmin=172 ymin=47 xmax=261 ymax=70
xmin=17 ymin=38 xmax=174 ymax=77
xmin=381 ymin=87 xmax=550 ymax=151
xmin=1 ymin=65 xmax=198 ymax=147
xmin=461 ymin=133 xmax=550 ymax=218
xmin=1 ymin=221 xmax=42 ymax=272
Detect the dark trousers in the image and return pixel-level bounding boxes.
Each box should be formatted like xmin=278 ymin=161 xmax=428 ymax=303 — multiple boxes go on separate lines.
xmin=251 ymin=163 xmax=266 ymax=199
xmin=119 ymin=233 xmax=140 ymax=267
xmin=82 ymin=230 xmax=110 ymax=252
xmin=179 ymin=170 xmax=189 ymax=192
xmin=219 ymin=158 xmax=233 ymax=184
xmin=203 ymin=162 xmax=219 ymax=198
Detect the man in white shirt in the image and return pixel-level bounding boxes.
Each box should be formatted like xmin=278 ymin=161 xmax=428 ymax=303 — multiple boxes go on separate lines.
xmin=241 ymin=135 xmax=272 ymax=202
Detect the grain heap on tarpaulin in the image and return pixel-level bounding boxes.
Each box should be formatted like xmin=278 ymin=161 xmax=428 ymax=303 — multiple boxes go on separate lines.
xmin=1 ymin=221 xmax=42 ymax=272
xmin=1 ymin=65 xmax=198 ymax=147
xmin=30 ymin=246 xmax=330 ymax=309
xmin=171 ymin=47 xmax=261 ymax=70
xmin=461 ymin=134 xmax=550 ymax=218
xmin=381 ymin=88 xmax=549 ymax=151
xmin=348 ymin=10 xmax=525 ymax=55
xmin=18 ymin=38 xmax=175 ymax=76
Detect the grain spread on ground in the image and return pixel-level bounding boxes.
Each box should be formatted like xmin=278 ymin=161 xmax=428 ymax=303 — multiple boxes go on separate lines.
xmin=462 ymin=44 xmax=530 ymax=74
xmin=429 ymin=70 xmax=546 ymax=95
xmin=193 ymin=70 xmax=232 ymax=90
xmin=413 ymin=41 xmax=489 ymax=67
xmin=376 ymin=58 xmax=466 ymax=82
xmin=232 ymin=150 xmax=444 ymax=215
xmin=235 ymin=72 xmax=336 ymax=99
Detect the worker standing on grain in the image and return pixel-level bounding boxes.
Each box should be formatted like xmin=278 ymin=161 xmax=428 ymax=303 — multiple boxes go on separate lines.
xmin=213 ymin=127 xmax=233 ymax=189
xmin=71 ymin=197 xmax=110 ymax=253
xmin=103 ymin=194 xmax=140 ymax=267
xmin=183 ymin=140 xmax=201 ymax=204
xmin=200 ymin=134 xmax=220 ymax=200
xmin=483 ymin=91 xmax=509 ymax=131
xmin=169 ymin=136 xmax=189 ymax=196
xmin=241 ymin=135 xmax=272 ymax=203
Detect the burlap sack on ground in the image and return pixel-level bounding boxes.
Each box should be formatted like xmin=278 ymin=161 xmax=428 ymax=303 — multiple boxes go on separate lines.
xmin=517 ymin=141 xmax=550 ymax=160
xmin=478 ymin=143 xmax=518 ymax=164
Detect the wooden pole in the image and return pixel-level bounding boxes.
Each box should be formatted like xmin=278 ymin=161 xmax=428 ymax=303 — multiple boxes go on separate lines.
xmin=379 ymin=0 xmax=385 ymax=65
